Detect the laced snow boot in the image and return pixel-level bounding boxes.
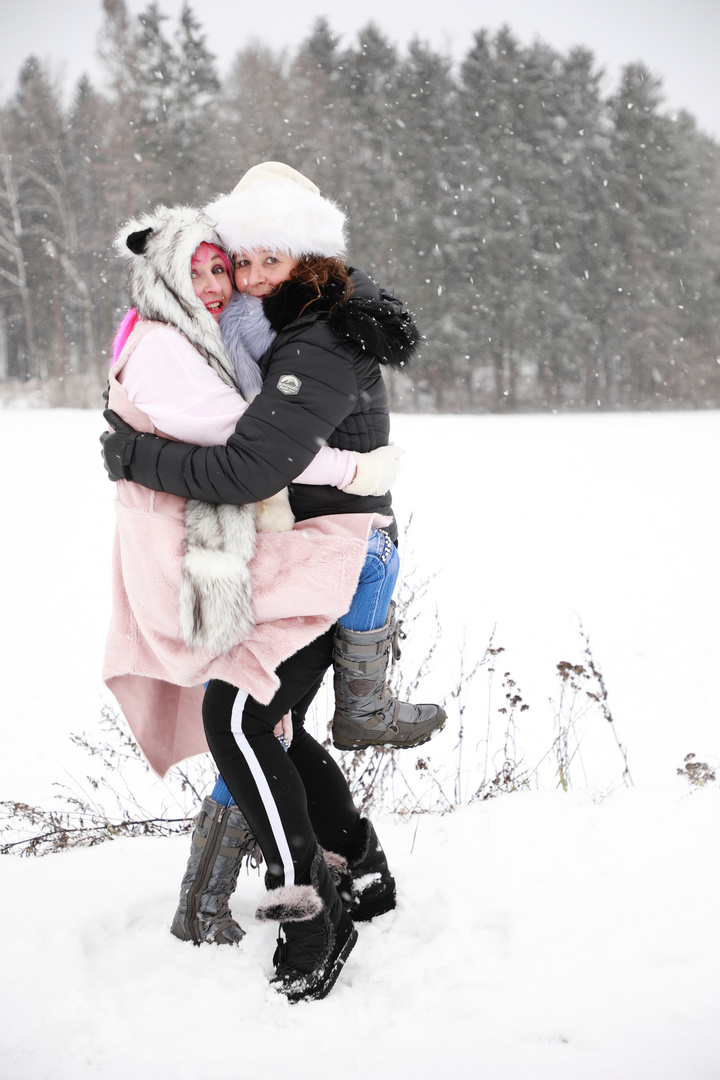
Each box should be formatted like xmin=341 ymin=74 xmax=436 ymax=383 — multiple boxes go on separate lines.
xmin=256 ymin=848 xmax=358 ymax=1003
xmin=324 ymin=818 xmax=396 ymax=922
xmin=332 ymin=601 xmax=447 ymax=750
xmin=170 ymin=797 xmax=262 ymax=945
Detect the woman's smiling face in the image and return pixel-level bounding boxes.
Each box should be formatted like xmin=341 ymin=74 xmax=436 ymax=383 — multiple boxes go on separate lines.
xmin=233 ymin=250 xmax=299 ymax=298
xmin=190 ymin=243 xmax=233 ymax=320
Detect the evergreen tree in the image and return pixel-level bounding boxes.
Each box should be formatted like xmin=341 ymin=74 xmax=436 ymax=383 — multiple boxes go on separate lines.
xmin=97 ymin=0 xmax=148 ymax=217
xmin=335 ymin=24 xmax=400 ymax=277
xmin=98 ymin=1 xmax=221 ymax=206
xmin=66 ymin=76 xmax=115 ymax=368
xmin=132 ymin=2 xmax=179 ymax=199
xmin=454 ymin=28 xmax=538 ymax=408
xmin=166 ymin=4 xmax=221 ymax=202
xmin=1 ymin=9 xmax=719 ymax=411
xmin=547 ymin=47 xmax=616 ymax=408
xmin=512 ymin=42 xmax=611 ymax=409
xmin=605 ymin=63 xmax=698 ymax=405
xmin=670 ymin=121 xmax=720 ymax=405
xmin=217 ymin=44 xmax=295 ymax=181
xmin=287 ymin=20 xmax=346 ymax=186
xmin=390 ymin=40 xmax=460 ymax=408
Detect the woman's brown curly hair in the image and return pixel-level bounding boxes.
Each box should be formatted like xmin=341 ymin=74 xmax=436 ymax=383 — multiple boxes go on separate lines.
xmin=289 ymin=255 xmax=354 ymax=307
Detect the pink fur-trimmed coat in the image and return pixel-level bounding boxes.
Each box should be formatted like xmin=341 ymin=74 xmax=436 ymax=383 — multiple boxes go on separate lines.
xmin=102 ymin=344 xmax=383 ymax=777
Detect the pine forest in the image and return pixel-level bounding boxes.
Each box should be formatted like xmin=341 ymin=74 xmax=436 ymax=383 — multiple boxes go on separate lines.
xmin=2 ymin=0 xmax=720 ymax=413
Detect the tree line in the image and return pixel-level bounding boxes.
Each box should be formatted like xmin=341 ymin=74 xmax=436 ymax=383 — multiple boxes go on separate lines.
xmin=2 ymin=0 xmax=720 ymax=411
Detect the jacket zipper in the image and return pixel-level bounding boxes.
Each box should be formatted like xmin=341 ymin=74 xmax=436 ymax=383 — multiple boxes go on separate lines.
xmin=187 ymin=804 xmax=230 ymax=945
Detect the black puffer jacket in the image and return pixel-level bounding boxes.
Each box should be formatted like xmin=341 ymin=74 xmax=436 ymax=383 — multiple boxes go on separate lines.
xmin=117 ymin=268 xmax=418 ymax=537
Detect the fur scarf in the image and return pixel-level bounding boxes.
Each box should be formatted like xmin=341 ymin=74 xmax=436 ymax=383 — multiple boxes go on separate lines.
xmin=219 ymin=292 xmax=274 ymax=396
xmin=261 ymin=270 xmax=420 ymax=372
xmin=116 ymin=205 xmax=291 ymax=655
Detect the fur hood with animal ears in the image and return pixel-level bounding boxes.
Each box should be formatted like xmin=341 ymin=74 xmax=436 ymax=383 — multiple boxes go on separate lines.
xmin=114 ymin=204 xmax=237 ymax=388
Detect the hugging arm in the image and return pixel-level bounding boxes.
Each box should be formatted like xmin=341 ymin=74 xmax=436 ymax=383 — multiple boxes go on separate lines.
xmin=102 ymin=343 xmax=360 ymax=505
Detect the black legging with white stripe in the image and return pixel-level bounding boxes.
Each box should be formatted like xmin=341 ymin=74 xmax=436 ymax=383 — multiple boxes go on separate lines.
xmin=202 ymin=629 xmax=362 ymax=888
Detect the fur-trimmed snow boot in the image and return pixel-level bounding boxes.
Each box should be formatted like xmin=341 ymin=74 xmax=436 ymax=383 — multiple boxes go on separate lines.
xmin=171 ymin=797 xmax=262 ymax=945
xmin=332 ymin=601 xmax=447 ymax=750
xmin=256 ymin=848 xmax=358 ymax=1003
xmin=324 ymin=818 xmax=396 ymax=922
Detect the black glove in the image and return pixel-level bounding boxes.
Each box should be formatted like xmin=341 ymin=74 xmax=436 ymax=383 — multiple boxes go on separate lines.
xmin=100 ymin=408 xmax=144 ymax=481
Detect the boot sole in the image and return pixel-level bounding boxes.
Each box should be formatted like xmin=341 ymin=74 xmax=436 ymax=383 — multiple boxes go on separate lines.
xmin=332 ymin=718 xmax=446 ymax=752
xmin=170 ymin=921 xmax=245 ymax=946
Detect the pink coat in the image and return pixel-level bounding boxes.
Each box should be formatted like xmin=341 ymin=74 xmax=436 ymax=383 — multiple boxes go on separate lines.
xmin=102 ymin=336 xmax=383 ymax=776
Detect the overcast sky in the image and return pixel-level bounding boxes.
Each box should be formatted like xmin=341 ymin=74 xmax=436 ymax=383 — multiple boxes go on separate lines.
xmin=1 ymin=0 xmax=719 ymax=142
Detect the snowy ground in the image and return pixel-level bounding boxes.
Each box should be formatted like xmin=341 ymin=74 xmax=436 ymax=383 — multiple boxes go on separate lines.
xmin=1 ymin=407 xmax=719 ymax=1079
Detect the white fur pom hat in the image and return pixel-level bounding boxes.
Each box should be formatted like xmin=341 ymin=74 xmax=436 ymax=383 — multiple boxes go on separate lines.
xmin=205 ymin=161 xmax=347 ymax=259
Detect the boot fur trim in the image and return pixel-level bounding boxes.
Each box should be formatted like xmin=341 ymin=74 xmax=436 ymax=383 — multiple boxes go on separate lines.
xmin=255 ymin=884 xmax=323 ymax=923
xmin=322 ymin=850 xmax=349 ymax=884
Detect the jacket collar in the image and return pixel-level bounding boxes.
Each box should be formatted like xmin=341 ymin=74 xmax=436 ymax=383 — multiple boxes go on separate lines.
xmin=261 ymin=268 xmax=352 ymax=334
xmin=261 ymin=267 xmax=419 ymax=371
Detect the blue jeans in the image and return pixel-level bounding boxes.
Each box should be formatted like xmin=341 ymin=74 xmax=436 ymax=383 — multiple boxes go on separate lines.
xmin=338 ymin=528 xmax=399 ymax=632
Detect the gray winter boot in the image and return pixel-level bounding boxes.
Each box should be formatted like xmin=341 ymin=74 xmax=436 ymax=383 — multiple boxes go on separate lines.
xmin=170 ymin=797 xmax=262 ymax=945
xmin=325 ymin=817 xmax=397 ymax=922
xmin=332 ymin=601 xmax=447 ymax=750
xmin=256 ymin=848 xmax=358 ymax=1003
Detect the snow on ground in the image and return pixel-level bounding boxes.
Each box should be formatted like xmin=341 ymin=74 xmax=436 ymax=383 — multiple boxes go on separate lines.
xmin=1 ymin=407 xmax=719 ymax=1079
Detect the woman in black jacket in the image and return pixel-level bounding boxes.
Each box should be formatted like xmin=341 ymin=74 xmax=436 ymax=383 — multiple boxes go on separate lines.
xmin=102 ymin=162 xmax=444 ymax=1002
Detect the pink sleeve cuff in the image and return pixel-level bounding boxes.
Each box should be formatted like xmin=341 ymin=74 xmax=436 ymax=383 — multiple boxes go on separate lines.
xmin=293 ymin=446 xmax=356 ymax=490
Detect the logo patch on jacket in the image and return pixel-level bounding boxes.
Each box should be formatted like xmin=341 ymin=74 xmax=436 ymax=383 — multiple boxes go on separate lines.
xmin=277 ymin=374 xmax=302 ymax=396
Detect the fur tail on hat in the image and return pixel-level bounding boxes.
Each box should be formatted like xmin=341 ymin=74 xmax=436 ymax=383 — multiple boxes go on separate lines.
xmin=179 ymin=500 xmax=257 ymax=654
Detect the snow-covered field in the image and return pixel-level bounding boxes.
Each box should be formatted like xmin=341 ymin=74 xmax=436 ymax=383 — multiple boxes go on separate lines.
xmin=1 ymin=407 xmax=719 ymax=1079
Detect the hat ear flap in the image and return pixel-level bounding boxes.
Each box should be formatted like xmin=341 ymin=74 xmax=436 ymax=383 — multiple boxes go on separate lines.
xmin=126 ymin=227 xmax=153 ymax=255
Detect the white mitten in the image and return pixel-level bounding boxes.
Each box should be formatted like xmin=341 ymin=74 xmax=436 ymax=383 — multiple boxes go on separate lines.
xmin=255 ymin=488 xmax=295 ymax=532
xmin=342 ymin=444 xmax=405 ymax=496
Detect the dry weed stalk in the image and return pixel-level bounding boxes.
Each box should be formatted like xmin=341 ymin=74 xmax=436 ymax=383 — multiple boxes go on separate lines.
xmin=550 ymin=624 xmax=633 ymax=792
xmin=472 ymin=655 xmax=533 ymax=801
xmin=2 ymin=560 xmax=636 ymax=854
xmin=677 ymin=753 xmax=716 ymax=787
xmin=1 ymin=707 xmax=215 ymax=856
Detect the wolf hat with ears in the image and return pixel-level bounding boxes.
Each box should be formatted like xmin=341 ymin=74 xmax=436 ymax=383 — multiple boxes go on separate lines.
xmin=115 ymin=204 xmax=237 ymax=389
xmin=205 ymin=161 xmax=347 ymax=259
